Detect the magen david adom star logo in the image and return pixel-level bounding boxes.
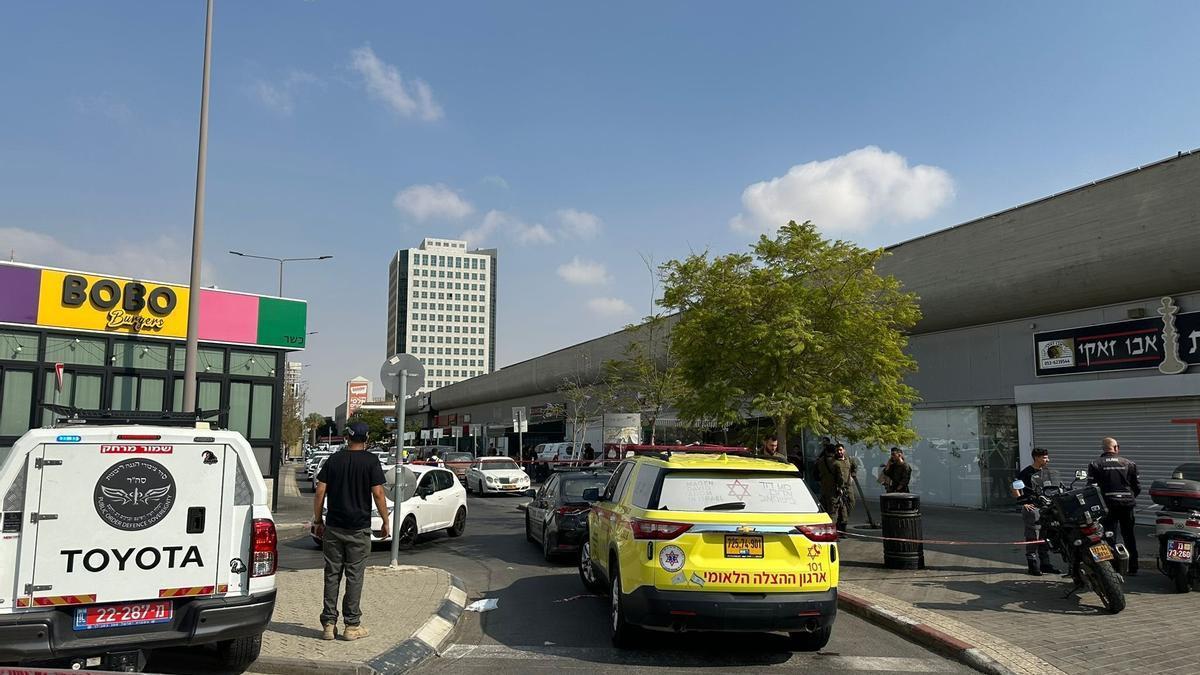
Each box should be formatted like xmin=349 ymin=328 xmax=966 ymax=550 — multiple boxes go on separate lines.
xmin=94 ymin=458 xmax=176 ymax=531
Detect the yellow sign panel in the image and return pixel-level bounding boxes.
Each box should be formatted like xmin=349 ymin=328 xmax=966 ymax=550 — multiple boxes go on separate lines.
xmin=36 ymin=270 xmax=191 ymax=338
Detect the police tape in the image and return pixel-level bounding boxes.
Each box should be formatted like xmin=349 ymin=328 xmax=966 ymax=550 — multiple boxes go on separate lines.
xmin=841 ymin=531 xmax=1046 ymax=546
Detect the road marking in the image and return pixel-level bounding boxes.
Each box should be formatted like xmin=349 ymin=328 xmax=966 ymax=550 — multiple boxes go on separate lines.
xmin=440 ymin=644 xmax=958 ymax=671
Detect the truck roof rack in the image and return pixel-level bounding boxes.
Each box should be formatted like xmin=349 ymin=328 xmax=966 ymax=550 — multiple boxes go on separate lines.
xmin=40 ymin=404 xmax=226 ymax=427
xmin=606 ymin=443 xmax=752 ymax=461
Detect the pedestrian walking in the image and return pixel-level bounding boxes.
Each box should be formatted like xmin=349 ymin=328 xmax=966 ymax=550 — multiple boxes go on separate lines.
xmin=583 ymin=442 xmax=596 ymax=462
xmin=1088 ymin=437 xmax=1141 ymax=575
xmin=1012 ymin=447 xmax=1061 ymax=576
xmin=820 ymin=443 xmax=857 ymax=534
xmin=313 ymin=421 xmax=390 ymax=641
xmin=881 ymin=447 xmax=912 ymax=493
xmin=759 ymin=434 xmax=789 ymax=463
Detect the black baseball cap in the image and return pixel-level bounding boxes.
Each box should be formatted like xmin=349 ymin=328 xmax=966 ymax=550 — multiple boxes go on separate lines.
xmin=346 ymin=421 xmax=369 ymax=440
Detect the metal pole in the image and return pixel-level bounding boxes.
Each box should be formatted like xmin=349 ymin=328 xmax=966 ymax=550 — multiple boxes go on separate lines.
xmin=182 ymin=0 xmax=214 ymax=414
xmin=389 ymin=369 xmax=408 ymax=567
xmin=273 ymin=261 xmax=285 ymax=512
xmin=278 ymin=260 xmax=284 ymax=297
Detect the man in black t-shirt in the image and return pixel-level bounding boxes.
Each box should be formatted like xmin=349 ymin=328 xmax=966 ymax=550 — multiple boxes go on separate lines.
xmin=1011 ymin=447 xmax=1061 ymax=576
xmin=314 ymin=422 xmax=389 ymax=641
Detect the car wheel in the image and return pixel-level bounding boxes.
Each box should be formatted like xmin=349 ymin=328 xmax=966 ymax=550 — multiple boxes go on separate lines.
xmin=579 ymin=540 xmax=605 ymax=592
xmin=542 ymin=525 xmax=557 ymax=562
xmin=789 ymin=625 xmax=832 ymax=651
xmin=397 ymin=515 xmax=418 ymax=551
xmin=609 ymin=559 xmax=637 ymax=648
xmin=216 ymin=633 xmax=262 ymax=669
xmin=525 ymin=512 xmax=535 ymax=543
xmin=447 ymin=507 xmax=467 ymax=538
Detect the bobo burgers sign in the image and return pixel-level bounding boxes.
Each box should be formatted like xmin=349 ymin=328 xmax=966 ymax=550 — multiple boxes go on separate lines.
xmin=61 ymin=274 xmax=178 ymax=332
xmin=37 ymin=269 xmax=190 ymax=337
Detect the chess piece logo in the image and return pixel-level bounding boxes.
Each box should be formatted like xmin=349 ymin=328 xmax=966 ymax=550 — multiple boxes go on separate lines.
xmin=1158 ymin=297 xmax=1187 ymax=375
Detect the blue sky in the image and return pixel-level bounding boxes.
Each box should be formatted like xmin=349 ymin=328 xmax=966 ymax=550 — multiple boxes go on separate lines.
xmin=2 ymin=1 xmax=1198 ymax=415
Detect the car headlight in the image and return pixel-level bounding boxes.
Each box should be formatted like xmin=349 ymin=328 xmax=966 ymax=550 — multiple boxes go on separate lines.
xmin=486 ymin=476 xmax=496 ymax=483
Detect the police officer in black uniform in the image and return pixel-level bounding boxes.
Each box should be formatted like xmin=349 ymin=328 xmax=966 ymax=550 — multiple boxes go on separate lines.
xmin=1012 ymin=447 xmax=1061 ymax=576
xmin=1088 ymin=437 xmax=1141 ymax=575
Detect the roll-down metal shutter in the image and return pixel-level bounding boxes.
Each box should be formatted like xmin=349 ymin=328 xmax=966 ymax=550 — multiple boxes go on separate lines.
xmin=1032 ymin=397 xmax=1200 ymax=523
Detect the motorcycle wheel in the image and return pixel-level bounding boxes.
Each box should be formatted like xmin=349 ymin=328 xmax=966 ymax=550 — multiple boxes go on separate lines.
xmin=1172 ymin=563 xmax=1191 ymax=594
xmin=1087 ymin=560 xmax=1126 ymax=614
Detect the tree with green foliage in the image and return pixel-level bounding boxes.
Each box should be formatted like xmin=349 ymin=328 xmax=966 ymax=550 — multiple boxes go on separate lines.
xmin=348 ymin=408 xmax=389 ymax=443
xmin=659 ymin=220 xmax=921 ymax=456
xmin=281 ymin=383 xmax=306 ymax=457
xmin=304 ymin=412 xmax=325 ymax=445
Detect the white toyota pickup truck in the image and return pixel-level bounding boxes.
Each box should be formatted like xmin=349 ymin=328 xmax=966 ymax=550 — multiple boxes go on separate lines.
xmin=0 ymin=422 xmax=277 ymax=671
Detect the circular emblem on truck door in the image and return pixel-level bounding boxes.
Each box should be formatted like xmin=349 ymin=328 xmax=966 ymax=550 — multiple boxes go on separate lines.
xmin=94 ymin=459 xmax=176 ymax=531
xmin=659 ymin=544 xmax=686 ymax=572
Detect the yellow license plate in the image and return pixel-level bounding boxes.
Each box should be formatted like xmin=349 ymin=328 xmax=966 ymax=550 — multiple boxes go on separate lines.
xmin=1090 ymin=543 xmax=1113 ymax=562
xmin=724 ymin=535 xmax=763 ymax=558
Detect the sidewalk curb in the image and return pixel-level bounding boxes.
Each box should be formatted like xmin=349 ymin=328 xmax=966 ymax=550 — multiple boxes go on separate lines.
xmin=367 ymin=573 xmax=468 ymax=674
xmin=275 ymin=522 xmax=310 ymax=539
xmin=838 ymin=590 xmax=1017 ymax=675
xmin=251 ymin=655 xmax=377 ymax=675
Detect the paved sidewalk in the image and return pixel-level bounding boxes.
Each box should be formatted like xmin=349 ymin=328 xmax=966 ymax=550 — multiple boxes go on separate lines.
xmin=840 ymin=506 xmax=1193 ymax=675
xmin=254 ymin=565 xmax=465 ymax=675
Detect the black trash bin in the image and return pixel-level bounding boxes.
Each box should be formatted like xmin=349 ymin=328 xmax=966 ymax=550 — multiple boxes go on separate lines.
xmin=880 ymin=493 xmax=924 ymax=570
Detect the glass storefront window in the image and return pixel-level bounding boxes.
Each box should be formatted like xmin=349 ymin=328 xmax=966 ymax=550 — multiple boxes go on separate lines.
xmin=170 ymin=380 xmax=221 ymax=419
xmin=114 ymin=340 xmax=170 ymax=370
xmin=980 ymin=405 xmax=1019 ymax=509
xmin=251 ymin=384 xmax=273 ymax=438
xmin=45 ymin=336 xmax=106 ymax=366
xmin=42 ymin=371 xmax=102 ymax=426
xmin=0 ymin=369 xmax=34 ymax=436
xmin=229 ymin=382 xmax=251 ymax=437
xmin=0 ymin=331 xmax=38 ymax=362
xmin=172 ymin=347 xmax=225 ymax=374
xmin=229 ymin=351 xmax=274 ymax=378
xmin=110 ymin=375 xmax=165 ymax=412
xmin=842 ymin=407 xmax=983 ymax=509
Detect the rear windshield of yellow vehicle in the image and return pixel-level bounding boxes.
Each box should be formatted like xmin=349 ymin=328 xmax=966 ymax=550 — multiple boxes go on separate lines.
xmin=655 ymin=471 xmax=819 ymax=513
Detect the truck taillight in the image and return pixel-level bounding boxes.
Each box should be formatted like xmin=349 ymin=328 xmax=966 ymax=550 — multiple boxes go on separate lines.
xmin=116 ymin=434 xmax=161 ymax=440
xmin=1188 ymin=520 xmax=1200 ymax=528
xmin=796 ymin=523 xmax=839 ymax=542
xmin=251 ymin=519 xmax=277 ymax=577
xmin=1157 ymin=517 xmax=1175 ymax=526
xmin=629 ymin=518 xmax=692 ymax=540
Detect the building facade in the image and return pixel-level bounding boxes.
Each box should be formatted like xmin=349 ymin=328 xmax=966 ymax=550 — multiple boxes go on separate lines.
xmin=333 ymin=375 xmax=372 ymax=429
xmin=0 ymin=261 xmax=308 ymax=477
xmin=386 ymin=238 xmax=496 ymax=392
xmin=403 ymin=150 xmax=1200 ymax=517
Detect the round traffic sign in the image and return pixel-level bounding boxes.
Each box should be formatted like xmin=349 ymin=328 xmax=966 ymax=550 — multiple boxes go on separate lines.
xmin=380 ymin=354 xmax=425 ymax=396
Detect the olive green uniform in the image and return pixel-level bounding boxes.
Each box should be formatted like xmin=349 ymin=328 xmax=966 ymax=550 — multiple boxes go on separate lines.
xmin=820 ymin=455 xmax=856 ymax=530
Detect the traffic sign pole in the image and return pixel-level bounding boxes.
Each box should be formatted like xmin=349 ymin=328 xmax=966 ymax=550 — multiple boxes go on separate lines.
xmin=389 ymin=368 xmax=407 ymax=567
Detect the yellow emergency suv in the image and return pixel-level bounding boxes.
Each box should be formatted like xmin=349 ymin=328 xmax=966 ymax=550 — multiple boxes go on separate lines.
xmin=578 ymin=446 xmax=839 ymax=649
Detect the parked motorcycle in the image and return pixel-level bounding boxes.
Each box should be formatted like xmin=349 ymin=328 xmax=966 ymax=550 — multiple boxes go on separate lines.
xmin=1149 ymin=466 xmax=1200 ymax=593
xmin=1016 ymin=469 xmax=1128 ymax=614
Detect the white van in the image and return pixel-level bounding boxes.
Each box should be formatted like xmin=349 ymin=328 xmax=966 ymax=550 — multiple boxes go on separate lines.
xmin=0 ymin=423 xmax=277 ymax=670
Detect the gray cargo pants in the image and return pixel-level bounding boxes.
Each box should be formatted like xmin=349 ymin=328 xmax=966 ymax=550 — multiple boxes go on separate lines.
xmin=1023 ymin=508 xmax=1052 ymax=566
xmin=321 ymin=526 xmax=372 ymax=626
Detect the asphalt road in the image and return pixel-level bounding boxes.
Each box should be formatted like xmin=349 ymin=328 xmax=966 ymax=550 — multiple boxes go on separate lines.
xmin=274 ymin=492 xmax=970 ymax=675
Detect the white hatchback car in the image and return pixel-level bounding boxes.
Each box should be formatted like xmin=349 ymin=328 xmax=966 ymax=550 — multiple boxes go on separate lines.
xmin=309 ymin=464 xmax=467 ymax=549
xmin=466 ymin=457 xmax=531 ymax=495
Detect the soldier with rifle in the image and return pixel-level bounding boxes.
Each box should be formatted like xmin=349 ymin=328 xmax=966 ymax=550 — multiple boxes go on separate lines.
xmin=820 ymin=443 xmax=857 ymax=535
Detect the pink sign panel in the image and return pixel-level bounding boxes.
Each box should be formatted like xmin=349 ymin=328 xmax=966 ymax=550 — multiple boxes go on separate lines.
xmin=198 ymin=290 xmax=259 ymax=343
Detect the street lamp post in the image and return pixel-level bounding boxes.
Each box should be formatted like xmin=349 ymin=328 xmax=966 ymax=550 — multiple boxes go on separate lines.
xmin=228 ymin=251 xmax=331 ymax=511
xmin=228 ymin=251 xmax=332 ymax=296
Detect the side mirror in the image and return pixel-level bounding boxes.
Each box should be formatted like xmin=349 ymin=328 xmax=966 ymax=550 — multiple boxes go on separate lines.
xmin=524 ymin=488 xmax=537 ymax=498
xmin=582 ymin=487 xmax=600 ymax=503
xmin=417 ymin=486 xmax=432 ymax=499
xmin=1075 ymin=470 xmax=1088 ymax=481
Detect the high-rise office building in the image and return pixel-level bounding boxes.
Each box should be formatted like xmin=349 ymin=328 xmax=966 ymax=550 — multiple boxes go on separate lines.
xmin=387 ymin=238 xmax=497 ymax=392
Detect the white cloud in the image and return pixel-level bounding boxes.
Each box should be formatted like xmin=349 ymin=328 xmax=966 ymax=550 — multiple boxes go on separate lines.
xmin=393 ymin=184 xmax=474 ymax=222
xmin=555 ymin=208 xmax=602 ymax=239
xmin=249 ymin=70 xmax=319 ymax=116
xmin=514 ymin=222 xmax=554 ymax=245
xmin=481 ymin=175 xmax=510 ymax=190
xmin=730 ymin=146 xmax=954 ymax=236
xmin=1 ymin=227 xmax=215 ymax=285
xmin=587 ymin=297 xmax=634 ymax=317
xmin=556 ymin=257 xmax=610 ymax=285
xmin=71 ymin=93 xmax=132 ymax=123
xmin=350 ymin=45 xmax=442 ymax=121
xmin=461 ymin=210 xmax=555 ymax=247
